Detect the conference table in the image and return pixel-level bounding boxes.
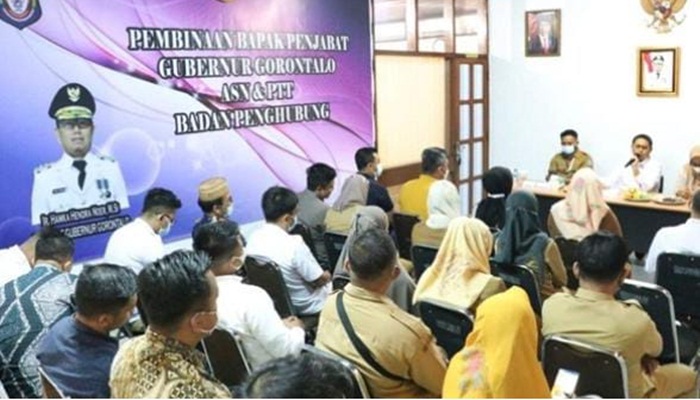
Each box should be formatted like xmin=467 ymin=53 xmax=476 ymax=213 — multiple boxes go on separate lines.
xmin=525 ymin=183 xmax=691 ymax=254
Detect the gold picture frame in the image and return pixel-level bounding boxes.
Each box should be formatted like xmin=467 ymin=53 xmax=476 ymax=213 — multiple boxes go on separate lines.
xmin=637 ymin=47 xmax=680 ymax=97
xmin=525 ymin=9 xmax=561 ymax=57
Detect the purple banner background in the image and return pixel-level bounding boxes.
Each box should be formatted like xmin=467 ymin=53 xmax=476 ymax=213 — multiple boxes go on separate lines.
xmin=0 ymin=0 xmax=374 ymax=260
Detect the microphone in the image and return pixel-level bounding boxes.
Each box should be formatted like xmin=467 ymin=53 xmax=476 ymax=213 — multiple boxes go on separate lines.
xmin=625 ymin=158 xmax=637 ymax=168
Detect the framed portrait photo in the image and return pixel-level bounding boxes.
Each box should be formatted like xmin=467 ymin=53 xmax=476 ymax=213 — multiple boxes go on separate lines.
xmin=637 ymin=47 xmax=679 ymax=96
xmin=525 ymin=9 xmax=561 ymax=57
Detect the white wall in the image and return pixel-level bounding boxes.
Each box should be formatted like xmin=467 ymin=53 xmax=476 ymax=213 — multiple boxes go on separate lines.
xmin=490 ymin=0 xmax=699 ymax=193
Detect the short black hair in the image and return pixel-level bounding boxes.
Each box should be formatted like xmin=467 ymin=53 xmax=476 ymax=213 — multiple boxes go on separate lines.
xmin=75 ymin=264 xmax=137 ymax=318
xmin=306 ymin=163 xmax=337 ymax=191
xmin=692 ymin=189 xmax=700 ymax=215
xmin=421 ymin=147 xmax=448 ymax=173
xmin=138 ymin=250 xmax=213 ymax=331
xmin=632 ymin=133 xmax=653 ymax=148
xmin=197 ymin=197 xmax=224 ymax=214
xmin=35 ymin=227 xmax=74 ymax=262
xmin=575 ymin=231 xmax=628 ymax=283
xmin=193 ymin=220 xmax=241 ymax=266
xmin=142 ymin=187 xmax=182 ymax=214
xmin=243 ymin=352 xmax=356 ymax=398
xmin=348 ymin=228 xmax=397 ymax=280
xmin=262 ymin=186 xmax=298 ymax=222
xmin=560 ymin=129 xmax=578 ymax=140
xmin=354 ymin=147 xmax=377 ymax=171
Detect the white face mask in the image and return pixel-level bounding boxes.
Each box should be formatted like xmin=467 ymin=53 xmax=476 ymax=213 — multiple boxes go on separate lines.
xmin=693 ymin=166 xmax=700 ymax=175
xmin=159 ymin=220 xmax=172 ymax=237
xmin=226 ymin=203 xmax=234 ymax=217
xmin=375 ymin=163 xmax=384 ymax=178
xmin=232 ymin=248 xmax=247 ymax=270
xmin=561 ymin=145 xmax=576 ymax=155
xmin=287 ymin=215 xmax=298 ymax=232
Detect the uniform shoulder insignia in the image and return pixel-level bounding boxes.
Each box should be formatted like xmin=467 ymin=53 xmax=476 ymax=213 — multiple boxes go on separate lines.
xmin=34 ymin=163 xmax=53 ymax=174
xmin=98 ymin=155 xmax=117 ymax=163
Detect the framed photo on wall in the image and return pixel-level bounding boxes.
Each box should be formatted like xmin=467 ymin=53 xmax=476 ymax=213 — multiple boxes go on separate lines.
xmin=525 ymin=9 xmax=561 ymax=57
xmin=637 ymin=47 xmax=679 ymax=96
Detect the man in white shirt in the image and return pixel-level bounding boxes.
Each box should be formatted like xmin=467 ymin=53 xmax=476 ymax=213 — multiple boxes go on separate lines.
xmin=103 ymin=188 xmax=182 ymax=273
xmin=246 ymin=187 xmax=331 ymax=317
xmin=645 ymin=190 xmax=700 ymax=274
xmin=193 ymin=220 xmax=305 ymax=369
xmin=604 ymin=134 xmax=662 ymax=193
xmin=0 ymin=229 xmax=38 ymax=285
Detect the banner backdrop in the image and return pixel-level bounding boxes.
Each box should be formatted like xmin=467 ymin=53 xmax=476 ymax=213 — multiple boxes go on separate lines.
xmin=0 ymin=0 xmax=374 ymax=261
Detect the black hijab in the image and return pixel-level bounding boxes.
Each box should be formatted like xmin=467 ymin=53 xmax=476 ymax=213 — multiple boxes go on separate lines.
xmin=475 ymin=166 xmax=513 ymax=230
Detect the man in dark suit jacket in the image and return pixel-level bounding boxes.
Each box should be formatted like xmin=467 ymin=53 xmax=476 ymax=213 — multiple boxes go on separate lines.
xmin=528 ymin=20 xmax=558 ymax=55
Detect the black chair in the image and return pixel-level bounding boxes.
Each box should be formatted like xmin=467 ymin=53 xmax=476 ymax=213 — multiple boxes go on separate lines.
xmin=302 ymin=345 xmax=371 ymax=398
xmin=38 ymin=366 xmax=65 ymax=398
xmin=554 ymin=236 xmax=580 ymax=290
xmin=201 ymin=329 xmax=252 ymax=388
xmin=290 ymin=222 xmax=321 ymax=265
xmin=411 ymin=244 xmax=439 ymax=281
xmin=417 ymin=300 xmax=474 ymax=359
xmin=393 ymin=213 xmax=420 ymax=260
xmin=490 ymin=261 xmax=542 ymax=315
xmin=616 ymin=279 xmax=700 ymax=365
xmin=656 ymin=253 xmax=700 ymax=328
xmin=542 ymin=335 xmax=629 ymax=398
xmin=332 ymin=275 xmax=350 ymax=291
xmin=244 ymin=255 xmax=295 ymax=318
xmin=324 ymin=231 xmax=348 ymax=268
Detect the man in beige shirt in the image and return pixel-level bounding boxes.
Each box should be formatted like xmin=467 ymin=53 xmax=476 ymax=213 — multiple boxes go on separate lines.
xmin=316 ymin=228 xmax=446 ymax=398
xmin=542 ymin=231 xmax=697 ymax=398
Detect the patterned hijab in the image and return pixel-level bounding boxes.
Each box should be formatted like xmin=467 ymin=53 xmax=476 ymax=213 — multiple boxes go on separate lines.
xmin=413 ymin=217 xmax=494 ymax=310
xmin=426 ymin=180 xmax=462 ymax=230
xmin=475 ymin=167 xmax=513 ymax=230
xmin=333 ymin=206 xmax=388 ymax=277
xmin=442 ymin=287 xmax=550 ymax=398
xmin=332 ymin=174 xmax=369 ymax=212
xmin=493 ymin=190 xmax=550 ymax=283
xmin=550 ymin=167 xmax=609 ymax=240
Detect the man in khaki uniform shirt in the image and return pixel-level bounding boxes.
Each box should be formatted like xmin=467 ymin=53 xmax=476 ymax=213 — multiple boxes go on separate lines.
xmin=546 ymin=129 xmax=593 ymax=184
xmin=542 ymin=232 xmax=697 ymax=398
xmin=316 ymin=228 xmax=446 ymax=398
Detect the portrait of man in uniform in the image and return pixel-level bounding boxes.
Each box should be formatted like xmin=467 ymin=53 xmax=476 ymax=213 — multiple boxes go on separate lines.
xmin=31 ymin=83 xmax=129 ymax=225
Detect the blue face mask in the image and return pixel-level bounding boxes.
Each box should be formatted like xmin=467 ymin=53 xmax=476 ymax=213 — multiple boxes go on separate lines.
xmin=561 ymin=145 xmax=575 ymax=155
xmin=159 ymin=220 xmax=173 ymax=237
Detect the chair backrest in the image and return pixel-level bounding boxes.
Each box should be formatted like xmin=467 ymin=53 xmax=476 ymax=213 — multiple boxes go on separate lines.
xmin=616 ymin=279 xmax=679 ymax=363
xmin=656 ymin=253 xmax=700 ymax=321
xmin=333 ymin=275 xmax=350 ymax=291
xmin=393 ymin=213 xmax=420 ymax=260
xmin=554 ymin=236 xmax=580 ymax=290
xmin=542 ymin=335 xmax=629 ymax=398
xmin=201 ymin=329 xmax=252 ymax=388
xmin=302 ymin=345 xmax=371 ymax=398
xmin=411 ymin=244 xmax=439 ymax=281
xmin=490 ymin=261 xmax=542 ymax=315
xmin=417 ymin=300 xmax=474 ymax=359
xmin=323 ymin=231 xmax=348 ymax=268
xmin=290 ymin=222 xmax=319 ymax=262
xmin=38 ymin=366 xmax=65 ymax=399
xmin=244 ymin=255 xmax=295 ymax=318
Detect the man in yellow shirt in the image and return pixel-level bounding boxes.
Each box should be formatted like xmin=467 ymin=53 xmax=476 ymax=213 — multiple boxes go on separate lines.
xmin=398 ymin=147 xmax=449 ymax=221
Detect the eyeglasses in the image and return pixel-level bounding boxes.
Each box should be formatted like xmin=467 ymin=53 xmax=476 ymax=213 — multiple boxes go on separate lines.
xmin=57 ymin=119 xmax=92 ymax=130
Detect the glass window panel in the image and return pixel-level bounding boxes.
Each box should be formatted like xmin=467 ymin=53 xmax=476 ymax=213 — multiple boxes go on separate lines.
xmin=374 ymin=0 xmax=408 ymax=51
xmin=473 ymin=103 xmax=483 ymax=139
xmin=460 ymin=183 xmax=471 ymax=216
xmin=459 ymin=105 xmax=471 ymax=140
xmin=459 ymin=143 xmax=471 ymax=181
xmin=473 ymin=140 xmax=483 ymax=177
xmin=460 ymin=64 xmax=470 ymax=101
xmin=472 ymin=178 xmax=483 ymax=210
xmin=473 ymin=64 xmax=483 ymax=100
xmin=455 ymin=0 xmax=488 ymax=55
xmin=418 ymin=0 xmax=447 ymax=53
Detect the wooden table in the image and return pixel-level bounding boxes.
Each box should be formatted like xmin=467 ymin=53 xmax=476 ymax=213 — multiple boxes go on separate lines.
xmin=528 ymin=185 xmax=690 ymax=254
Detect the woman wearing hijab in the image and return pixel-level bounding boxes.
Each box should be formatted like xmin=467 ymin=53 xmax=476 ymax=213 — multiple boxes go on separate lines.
xmin=442 ymin=287 xmax=550 ymax=398
xmin=412 ymin=180 xmax=461 ymax=248
xmin=324 ymin=174 xmax=369 ymax=233
xmin=494 ymin=190 xmax=567 ymax=299
xmin=675 ymin=145 xmax=700 ymax=200
xmin=548 ymin=168 xmax=622 ymax=240
xmin=334 ymin=206 xmax=418 ymax=315
xmin=413 ymin=217 xmax=505 ymax=314
xmin=474 ymin=167 xmax=513 ymax=231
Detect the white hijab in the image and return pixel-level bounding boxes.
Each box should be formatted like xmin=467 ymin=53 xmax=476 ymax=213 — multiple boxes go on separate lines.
xmin=426 ymin=180 xmax=462 ymax=229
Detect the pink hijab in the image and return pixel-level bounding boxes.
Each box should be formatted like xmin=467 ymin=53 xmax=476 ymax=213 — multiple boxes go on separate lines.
xmin=550 ymin=168 xmax=610 ymax=240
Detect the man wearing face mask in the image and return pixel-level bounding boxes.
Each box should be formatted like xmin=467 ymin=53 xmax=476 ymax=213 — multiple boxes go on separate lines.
xmin=194 ymin=220 xmax=305 ymax=369
xmin=356 ymin=147 xmax=394 ymax=213
xmin=546 ymin=129 xmax=593 ymax=184
xmin=247 ymin=187 xmax=331 ymax=320
xmin=31 ymin=83 xmax=129 ymax=226
xmin=298 ymin=163 xmax=337 ymax=268
xmin=399 ymin=147 xmax=450 ymax=221
xmin=104 ymin=188 xmax=182 ymax=274
xmin=191 ymin=177 xmax=235 ymax=239
xmin=110 ymin=250 xmax=230 ymax=398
